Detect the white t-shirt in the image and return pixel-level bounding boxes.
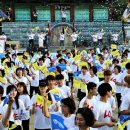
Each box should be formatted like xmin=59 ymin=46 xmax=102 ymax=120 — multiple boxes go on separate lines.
xmin=54 ymin=112 xmax=76 ymax=130
xmin=79 ymin=96 xmax=97 ymax=111
xmin=111 ymin=73 xmax=124 ymax=93
xmin=97 ymin=32 xmax=104 ymax=40
xmin=19 ymin=95 xmax=31 ymax=120
xmin=57 ymin=85 xmax=71 ymax=98
xmin=61 ymin=10 xmax=66 ymax=18
xmin=14 ymin=76 xmax=28 ymax=85
xmin=30 ymin=68 xmax=39 ymax=87
xmin=63 ymin=114 xmax=76 ymax=130
xmin=78 ymin=72 xmax=90 ymax=92
xmin=120 ymin=71 xmax=130 ymax=98
xmin=97 ymin=81 xmax=116 ymax=110
xmin=30 ymin=95 xmax=51 ymax=129
xmin=71 ymin=34 xmax=78 ymax=42
xmin=44 ymin=58 xmax=51 ymax=67
xmin=98 ymin=63 xmax=106 ymax=73
xmin=60 ymin=34 xmax=65 ymax=41
xmin=27 ymin=33 xmax=35 ymax=40
xmin=49 ymin=87 xmax=66 ymax=104
xmin=0 ymin=102 xmax=8 ymax=130
xmin=38 ymin=33 xmax=46 ymax=47
xmin=88 ymin=75 xmax=99 ymax=84
xmin=93 ymin=101 xmax=113 ymax=130
xmin=120 ymin=88 xmax=130 ymax=130
xmin=112 ymin=34 xmax=119 ymax=42
xmin=11 ymin=57 xmax=19 ymax=66
xmin=98 ymin=81 xmax=116 ymax=93
xmin=9 ymin=99 xmax=25 ymax=123
xmin=91 ymin=35 xmax=98 ymax=42
xmin=11 ymin=50 xmax=18 ymax=55
xmin=78 ymin=72 xmax=90 ymax=83
xmin=0 ymin=35 xmax=7 ymax=42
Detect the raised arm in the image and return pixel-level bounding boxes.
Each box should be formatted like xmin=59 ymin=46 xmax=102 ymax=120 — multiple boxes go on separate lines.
xmin=2 ymin=95 xmax=14 ymax=127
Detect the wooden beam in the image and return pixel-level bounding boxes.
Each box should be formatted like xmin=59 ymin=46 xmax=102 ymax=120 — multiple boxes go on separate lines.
xmin=89 ymin=4 xmax=93 ymax=22
xmin=70 ymin=5 xmax=74 ymax=22
xmin=10 ymin=0 xmax=15 ymax=22
xmin=108 ymin=4 xmax=113 ymax=21
xmin=51 ymin=5 xmax=55 ymax=22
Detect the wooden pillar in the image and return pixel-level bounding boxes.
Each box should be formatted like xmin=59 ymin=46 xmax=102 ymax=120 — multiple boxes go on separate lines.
xmin=30 ymin=6 xmax=34 ymax=22
xmin=108 ymin=4 xmax=113 ymax=21
xmin=89 ymin=4 xmax=93 ymax=22
xmin=70 ymin=5 xmax=74 ymax=22
xmin=51 ymin=5 xmax=55 ymax=22
xmin=10 ymin=0 xmax=15 ymax=22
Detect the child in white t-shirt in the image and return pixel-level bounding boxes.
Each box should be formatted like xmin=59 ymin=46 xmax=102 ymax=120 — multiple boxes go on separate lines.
xmin=30 ymin=81 xmax=52 ymax=130
xmin=17 ymin=82 xmax=31 ymax=130
xmin=0 ymin=86 xmax=16 ymax=130
xmin=56 ymin=74 xmax=71 ymax=98
xmin=6 ymin=85 xmax=25 ymax=129
xmin=79 ymin=82 xmax=97 ymax=110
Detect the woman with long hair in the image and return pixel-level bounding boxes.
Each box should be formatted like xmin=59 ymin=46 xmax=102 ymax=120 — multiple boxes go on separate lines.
xmin=6 ymin=85 xmax=25 ymax=129
xmin=17 ymin=82 xmax=30 ymax=130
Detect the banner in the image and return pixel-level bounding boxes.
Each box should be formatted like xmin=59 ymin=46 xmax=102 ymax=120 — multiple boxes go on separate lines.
xmin=111 ymin=44 xmax=117 ymax=49
xmin=116 ymin=115 xmax=130 ymax=130
xmin=53 ymin=94 xmax=62 ymax=102
xmin=48 ymin=66 xmax=56 ymax=72
xmin=57 ymin=64 xmax=66 ymax=71
xmin=51 ymin=113 xmax=67 ymax=130
xmin=74 ymin=55 xmax=81 ymax=61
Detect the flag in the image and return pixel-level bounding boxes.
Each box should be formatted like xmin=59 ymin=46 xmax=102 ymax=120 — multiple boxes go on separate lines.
xmin=97 ymin=72 xmax=104 ymax=78
xmin=80 ymin=50 xmax=87 ymax=57
xmin=32 ymin=62 xmax=39 ymax=71
xmin=73 ymin=55 xmax=81 ymax=61
xmin=50 ymin=113 xmax=67 ymax=130
xmin=36 ymin=94 xmax=44 ymax=106
xmin=0 ymin=77 xmax=6 ymax=84
xmin=73 ymin=79 xmax=81 ymax=89
xmin=0 ymin=9 xmax=8 ymax=19
xmin=3 ymin=95 xmax=9 ymax=106
xmin=78 ymin=61 xmax=88 ymax=69
xmin=35 ymin=26 xmax=40 ymax=31
xmin=111 ymin=50 xmax=120 ymax=57
xmin=53 ymin=94 xmax=62 ymax=102
xmin=47 ymin=66 xmax=56 ymax=72
xmin=111 ymin=44 xmax=117 ymax=49
xmin=73 ymin=71 xmax=81 ymax=77
xmin=95 ymin=64 xmax=101 ymax=71
xmin=120 ymin=115 xmax=130 ymax=124
xmin=57 ymin=64 xmax=66 ymax=71
xmin=116 ymin=115 xmax=130 ymax=130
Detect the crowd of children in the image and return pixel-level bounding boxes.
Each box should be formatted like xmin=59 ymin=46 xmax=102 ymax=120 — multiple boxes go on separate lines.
xmin=0 ymin=45 xmax=130 ymax=130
